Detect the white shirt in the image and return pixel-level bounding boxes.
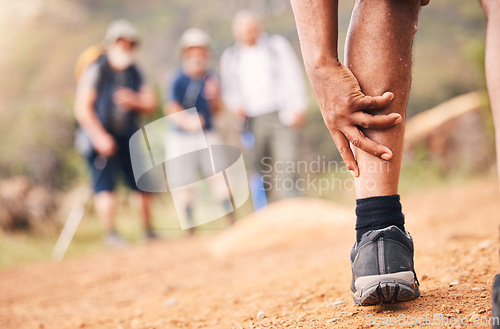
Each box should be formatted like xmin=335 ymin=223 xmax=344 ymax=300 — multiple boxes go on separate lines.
xmin=237 ymin=42 xmax=276 ymax=116
xmin=220 ymin=34 xmax=308 ymax=125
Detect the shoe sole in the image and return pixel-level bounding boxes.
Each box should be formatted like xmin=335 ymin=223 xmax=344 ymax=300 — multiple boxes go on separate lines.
xmin=353 ymin=271 xmax=419 ymax=306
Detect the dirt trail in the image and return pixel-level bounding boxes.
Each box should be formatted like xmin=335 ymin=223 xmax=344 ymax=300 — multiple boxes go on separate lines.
xmin=0 ymin=179 xmax=499 ymax=329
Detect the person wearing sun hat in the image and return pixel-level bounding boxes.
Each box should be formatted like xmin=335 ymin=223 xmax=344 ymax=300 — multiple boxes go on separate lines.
xmin=164 ymin=28 xmax=235 ymax=234
xmin=74 ymin=19 xmax=158 ymax=246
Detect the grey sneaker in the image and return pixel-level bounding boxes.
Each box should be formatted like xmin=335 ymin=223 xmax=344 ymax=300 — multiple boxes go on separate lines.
xmin=350 ymin=225 xmax=419 ymax=306
xmin=492 ymin=274 xmax=500 ymax=329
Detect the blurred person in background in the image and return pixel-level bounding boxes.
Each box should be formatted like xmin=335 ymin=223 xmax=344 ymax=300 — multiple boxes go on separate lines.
xmin=74 ymin=19 xmax=157 ymax=246
xmin=220 ymin=10 xmax=308 ymax=203
xmin=164 ymin=28 xmax=235 ymax=235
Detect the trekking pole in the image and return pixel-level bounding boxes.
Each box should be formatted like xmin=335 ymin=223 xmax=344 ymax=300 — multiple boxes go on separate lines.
xmin=51 ymin=156 xmax=107 ymax=260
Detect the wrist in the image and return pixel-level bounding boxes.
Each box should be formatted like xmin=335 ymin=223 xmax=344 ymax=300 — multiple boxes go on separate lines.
xmin=90 ymin=128 xmax=109 ymax=142
xmin=305 ymin=58 xmax=344 ymax=84
xmin=304 ymin=51 xmax=340 ymax=71
xmin=305 ymin=59 xmax=342 ymax=82
xmin=132 ymin=93 xmax=142 ymax=109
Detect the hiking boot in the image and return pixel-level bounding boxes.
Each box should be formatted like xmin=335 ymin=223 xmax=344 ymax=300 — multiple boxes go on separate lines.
xmin=492 ymin=274 xmax=500 ymax=329
xmin=350 ymin=225 xmax=419 ymax=306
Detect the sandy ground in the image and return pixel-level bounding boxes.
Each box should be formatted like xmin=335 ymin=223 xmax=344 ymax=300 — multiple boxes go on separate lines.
xmin=0 ymin=179 xmax=499 ymax=329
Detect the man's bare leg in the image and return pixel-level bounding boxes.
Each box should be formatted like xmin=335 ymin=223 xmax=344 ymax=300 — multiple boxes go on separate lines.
xmin=346 ymin=0 xmax=422 ymax=306
xmin=137 ymin=192 xmax=156 ymax=238
xmin=137 ymin=192 xmax=152 ymax=228
xmin=346 ymin=0 xmax=420 ymax=198
xmin=95 ymin=191 xmax=127 ymax=246
xmin=95 ymin=191 xmax=117 ymax=232
xmin=291 ymin=0 xmax=426 ymax=306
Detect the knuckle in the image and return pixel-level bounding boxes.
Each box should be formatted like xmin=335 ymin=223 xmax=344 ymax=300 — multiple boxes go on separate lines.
xmin=330 ymin=117 xmax=340 ymax=128
xmin=337 ymin=145 xmax=347 ymax=154
xmin=346 ymin=97 xmax=358 ymax=109
xmin=373 ymin=146 xmax=384 ymax=157
xmin=351 ymin=137 xmax=361 ymax=147
xmin=344 ymin=160 xmax=355 ymax=169
xmin=323 ymin=111 xmax=334 ymax=122
xmin=324 ymin=119 xmax=335 ymax=131
xmin=325 ymin=113 xmax=341 ymax=129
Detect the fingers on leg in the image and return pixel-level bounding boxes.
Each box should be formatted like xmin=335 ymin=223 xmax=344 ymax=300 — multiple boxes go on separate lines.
xmin=331 ymin=130 xmax=359 ymax=177
xmin=351 ymin=111 xmax=402 ymax=130
xmin=355 ymin=92 xmax=394 ymax=111
xmin=343 ymin=126 xmax=393 ymax=160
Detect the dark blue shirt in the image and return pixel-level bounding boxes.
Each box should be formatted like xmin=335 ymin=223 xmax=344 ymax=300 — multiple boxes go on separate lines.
xmin=89 ymin=55 xmax=143 ymax=137
xmin=169 ymin=70 xmax=214 ymax=131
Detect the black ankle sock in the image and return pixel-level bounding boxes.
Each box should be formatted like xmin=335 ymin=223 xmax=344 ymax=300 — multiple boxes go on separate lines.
xmin=355 ymin=194 xmax=405 ymax=242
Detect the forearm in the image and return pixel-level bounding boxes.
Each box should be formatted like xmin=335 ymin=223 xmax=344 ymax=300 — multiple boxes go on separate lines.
xmin=76 ymin=109 xmax=107 ymax=139
xmin=290 ymin=0 xmax=339 ymax=69
xmin=165 ymin=101 xmax=183 ymax=115
xmin=165 ymin=101 xmax=204 ymax=131
xmin=75 ymin=91 xmax=108 ymax=141
xmin=131 ymin=87 xmax=157 ymax=114
xmin=290 ymin=0 xmax=401 ymax=175
xmin=209 ymin=95 xmax=222 ymax=115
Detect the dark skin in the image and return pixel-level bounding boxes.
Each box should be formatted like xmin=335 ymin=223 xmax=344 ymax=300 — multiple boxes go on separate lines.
xmin=346 ymin=0 xmax=421 ymax=198
xmin=291 ymin=0 xmax=427 ymax=198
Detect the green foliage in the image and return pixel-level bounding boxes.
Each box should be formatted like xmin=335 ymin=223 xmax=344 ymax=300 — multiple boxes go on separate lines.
xmin=400 ymin=144 xmax=447 ymax=194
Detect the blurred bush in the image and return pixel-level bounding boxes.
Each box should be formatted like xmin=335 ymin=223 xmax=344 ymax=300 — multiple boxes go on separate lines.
xmin=0 ymin=176 xmax=56 ymax=232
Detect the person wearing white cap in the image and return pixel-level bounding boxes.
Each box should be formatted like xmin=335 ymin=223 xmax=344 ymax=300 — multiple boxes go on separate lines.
xmin=220 ymin=10 xmax=309 ymax=202
xmin=75 ymin=19 xmax=157 ymax=246
xmin=167 ymin=28 xmax=222 ymax=129
xmin=164 ymin=28 xmax=234 ymax=234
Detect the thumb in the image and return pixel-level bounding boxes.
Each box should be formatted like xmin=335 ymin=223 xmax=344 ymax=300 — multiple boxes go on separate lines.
xmin=358 ymin=91 xmax=394 ymax=111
